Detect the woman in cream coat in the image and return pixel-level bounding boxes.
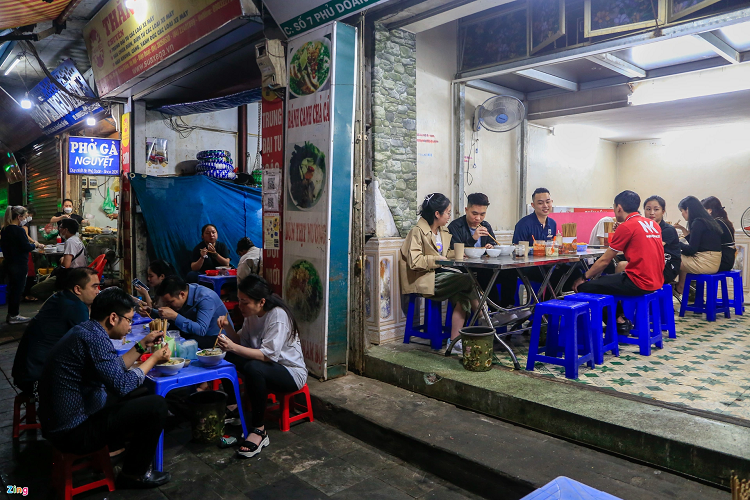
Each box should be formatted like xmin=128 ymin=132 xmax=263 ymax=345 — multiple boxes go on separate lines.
xmin=399 ymin=193 xmax=477 ymax=352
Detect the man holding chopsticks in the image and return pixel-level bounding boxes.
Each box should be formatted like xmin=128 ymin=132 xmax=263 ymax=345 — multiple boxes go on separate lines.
xmin=156 ymin=275 xmax=228 ymax=349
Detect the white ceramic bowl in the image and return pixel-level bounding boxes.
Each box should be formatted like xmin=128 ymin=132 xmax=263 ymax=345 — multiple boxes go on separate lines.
xmin=196 ymin=349 xmax=226 ymax=366
xmin=464 ymin=247 xmax=486 ymax=259
xmin=496 ymin=245 xmax=515 ymax=256
xmin=155 ymin=357 xmax=185 ymax=375
xmin=485 ymin=248 xmax=502 ymax=258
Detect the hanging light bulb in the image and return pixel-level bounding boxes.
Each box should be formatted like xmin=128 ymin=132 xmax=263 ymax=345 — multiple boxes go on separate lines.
xmin=86 ymin=115 xmax=96 ymax=126
xmin=20 ymin=93 xmax=31 ymax=109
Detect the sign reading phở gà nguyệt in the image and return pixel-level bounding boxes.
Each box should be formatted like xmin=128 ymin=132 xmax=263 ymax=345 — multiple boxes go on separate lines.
xmin=28 ymin=59 xmax=102 ymax=136
xmin=264 ymin=0 xmax=389 ymax=37
xmin=68 ymin=137 xmax=121 ymax=176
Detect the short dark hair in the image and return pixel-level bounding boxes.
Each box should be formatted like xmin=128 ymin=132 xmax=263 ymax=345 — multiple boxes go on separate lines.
xmin=156 ymin=275 xmax=189 ymax=298
xmin=237 ymin=237 xmax=255 ymax=253
xmin=614 ymin=190 xmax=641 ymax=213
xmin=59 ymin=218 xmax=79 ymax=234
xmin=62 ymin=198 xmax=74 ymax=206
xmin=90 ymin=287 xmax=136 ymax=321
xmin=466 ymin=193 xmax=490 ymax=208
xmin=60 ymin=267 xmax=98 ymax=291
xmin=643 ymin=195 xmax=666 ymax=211
xmin=532 ymin=188 xmax=550 ymax=200
xmin=201 ymin=224 xmax=217 ymax=236
xmin=148 ymin=260 xmax=176 ymax=278
xmin=25 ymin=204 xmax=36 ymax=216
xmin=418 ymin=193 xmax=451 ymax=225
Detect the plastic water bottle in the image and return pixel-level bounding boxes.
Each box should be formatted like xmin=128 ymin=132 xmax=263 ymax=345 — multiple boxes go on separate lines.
xmin=181 ymin=339 xmax=198 ymax=360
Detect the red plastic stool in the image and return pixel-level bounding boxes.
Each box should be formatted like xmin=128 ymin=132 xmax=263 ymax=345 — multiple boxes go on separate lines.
xmin=12 ymin=393 xmax=42 ymax=439
xmin=51 ymin=446 xmax=115 ymax=500
xmin=267 ymin=384 xmax=314 ymax=431
xmin=212 ymin=376 xmax=243 ymax=391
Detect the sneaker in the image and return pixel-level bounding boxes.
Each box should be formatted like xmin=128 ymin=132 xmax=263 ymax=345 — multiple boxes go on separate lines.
xmin=7 ymin=316 xmax=31 ymax=324
xmin=450 ymin=339 xmax=463 ymax=354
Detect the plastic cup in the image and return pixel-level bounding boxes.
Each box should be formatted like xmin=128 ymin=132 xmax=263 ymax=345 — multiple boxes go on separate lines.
xmin=454 ymin=243 xmax=465 ymax=261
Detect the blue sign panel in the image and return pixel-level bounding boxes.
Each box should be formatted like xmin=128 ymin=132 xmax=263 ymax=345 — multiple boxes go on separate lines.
xmin=68 ymin=137 xmax=120 ymax=176
xmin=28 ymin=59 xmax=102 ymax=135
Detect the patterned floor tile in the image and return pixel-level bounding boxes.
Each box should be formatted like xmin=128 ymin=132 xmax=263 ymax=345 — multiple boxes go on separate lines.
xmin=490 ymin=308 xmax=750 ymax=421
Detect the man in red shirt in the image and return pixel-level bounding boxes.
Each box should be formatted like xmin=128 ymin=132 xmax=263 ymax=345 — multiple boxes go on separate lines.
xmin=573 ymin=190 xmax=664 ymax=334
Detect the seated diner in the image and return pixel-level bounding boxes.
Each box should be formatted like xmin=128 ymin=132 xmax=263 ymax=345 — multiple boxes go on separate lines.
xmin=701 ymin=196 xmax=736 ymax=272
xmin=187 ymin=223 xmax=231 ymax=283
xmin=673 ymin=196 xmax=723 ymax=295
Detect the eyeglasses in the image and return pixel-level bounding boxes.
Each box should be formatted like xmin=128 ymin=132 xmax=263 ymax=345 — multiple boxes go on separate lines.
xmin=117 ymin=314 xmax=134 ymax=325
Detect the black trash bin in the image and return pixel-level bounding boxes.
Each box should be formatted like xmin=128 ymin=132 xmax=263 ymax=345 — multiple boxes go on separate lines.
xmin=187 ymin=390 xmax=227 ymax=443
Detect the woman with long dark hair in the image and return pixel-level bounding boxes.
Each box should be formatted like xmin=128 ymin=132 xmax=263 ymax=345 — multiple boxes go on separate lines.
xmin=216 ymin=275 xmax=306 ymax=458
xmin=643 ymin=196 xmax=681 ymax=284
xmin=0 ymin=206 xmax=38 ymax=324
xmin=701 ymin=196 xmax=736 ymax=271
xmin=399 ymin=193 xmax=477 ymax=353
xmin=674 ymin=196 xmax=723 ymax=295
xmin=135 ymin=260 xmax=177 ymax=311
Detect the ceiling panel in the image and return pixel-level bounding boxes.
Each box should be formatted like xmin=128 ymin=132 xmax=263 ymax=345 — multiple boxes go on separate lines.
xmin=542 ymin=58 xmax=623 ymax=83
xmin=483 ymin=73 xmax=554 ymax=93
xmin=718 ymin=20 xmax=750 ymax=51
xmin=611 ymin=36 xmax=718 ymax=70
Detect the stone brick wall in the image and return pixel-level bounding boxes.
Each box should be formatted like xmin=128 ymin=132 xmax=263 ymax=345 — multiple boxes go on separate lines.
xmin=371 ymin=22 xmax=417 ymax=237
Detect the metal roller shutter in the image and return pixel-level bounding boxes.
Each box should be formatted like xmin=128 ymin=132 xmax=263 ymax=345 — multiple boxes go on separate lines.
xmin=22 ymin=137 xmax=61 ymax=222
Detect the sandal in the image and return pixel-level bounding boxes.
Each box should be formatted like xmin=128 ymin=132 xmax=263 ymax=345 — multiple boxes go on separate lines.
xmin=24 ymin=296 xmax=38 ymax=302
xmin=236 ymin=428 xmax=269 ymax=458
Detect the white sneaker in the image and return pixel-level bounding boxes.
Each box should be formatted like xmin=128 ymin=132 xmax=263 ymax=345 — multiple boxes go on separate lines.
xmin=451 ymin=339 xmax=463 ymax=354
xmin=7 ymin=316 xmax=31 ymax=324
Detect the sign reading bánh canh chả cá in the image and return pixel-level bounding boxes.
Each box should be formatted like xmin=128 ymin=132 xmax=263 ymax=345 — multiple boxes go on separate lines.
xmin=83 ymin=0 xmax=247 ymax=96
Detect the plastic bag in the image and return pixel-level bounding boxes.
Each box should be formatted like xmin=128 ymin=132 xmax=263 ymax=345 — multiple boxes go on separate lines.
xmin=102 ymin=187 xmax=116 ymax=214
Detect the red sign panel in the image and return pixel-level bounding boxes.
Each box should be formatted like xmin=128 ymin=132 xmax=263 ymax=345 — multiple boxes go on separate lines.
xmin=262 ymin=92 xmax=284 ymax=295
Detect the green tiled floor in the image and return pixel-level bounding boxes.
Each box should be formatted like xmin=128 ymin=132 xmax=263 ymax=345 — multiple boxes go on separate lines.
xmin=493 ymin=307 xmax=750 ymax=420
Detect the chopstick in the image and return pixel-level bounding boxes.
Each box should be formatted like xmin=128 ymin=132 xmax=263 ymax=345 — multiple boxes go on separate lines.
xmin=214 ymin=314 xmax=227 ymax=348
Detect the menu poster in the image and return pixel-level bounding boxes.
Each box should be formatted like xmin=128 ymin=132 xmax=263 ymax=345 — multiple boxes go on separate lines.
xmin=283 ymin=22 xmax=356 ymax=379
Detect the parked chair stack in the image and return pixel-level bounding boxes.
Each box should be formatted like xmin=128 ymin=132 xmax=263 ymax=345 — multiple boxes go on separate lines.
xmin=563 ymin=293 xmax=619 ymax=365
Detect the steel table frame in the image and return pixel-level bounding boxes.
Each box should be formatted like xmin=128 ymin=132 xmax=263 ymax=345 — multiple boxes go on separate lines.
xmin=436 ymin=250 xmax=608 ymax=369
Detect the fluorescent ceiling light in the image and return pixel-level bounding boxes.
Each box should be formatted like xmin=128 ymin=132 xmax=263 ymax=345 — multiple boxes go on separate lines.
xmin=629 ymin=63 xmax=750 ymax=106
xmin=628 ymin=36 xmax=711 ymax=68
xmin=4 ymin=55 xmax=22 ymax=76
xmin=86 ymin=116 xmax=96 ymax=126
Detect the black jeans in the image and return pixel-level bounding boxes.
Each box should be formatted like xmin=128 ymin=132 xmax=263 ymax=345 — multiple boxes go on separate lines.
xmin=578 ymin=272 xmax=651 ymax=317
xmin=225 ymin=353 xmax=298 ymax=429
xmin=45 ymin=394 xmax=167 ymax=476
xmin=6 ymin=263 xmax=27 ymax=318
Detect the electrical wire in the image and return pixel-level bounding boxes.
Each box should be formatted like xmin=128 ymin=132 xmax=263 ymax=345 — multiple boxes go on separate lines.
xmin=161 ymin=114 xmax=199 ymax=139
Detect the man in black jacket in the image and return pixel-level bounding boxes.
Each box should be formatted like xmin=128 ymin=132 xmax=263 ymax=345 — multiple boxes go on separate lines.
xmin=448 ymin=193 xmax=496 ymax=250
xmin=448 ymin=193 xmax=500 ymax=305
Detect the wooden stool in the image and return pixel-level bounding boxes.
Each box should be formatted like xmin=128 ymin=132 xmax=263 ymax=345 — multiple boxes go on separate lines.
xmin=267 ymin=384 xmax=314 ymax=431
xmin=51 ymin=446 xmax=115 ymax=500
xmin=12 ymin=393 xmax=41 ymax=439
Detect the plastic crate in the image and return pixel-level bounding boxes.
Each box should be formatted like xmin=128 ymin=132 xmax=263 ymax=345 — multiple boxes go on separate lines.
xmin=521 ymin=477 xmax=622 ymax=500
xmin=0 ymin=284 xmax=6 ymax=306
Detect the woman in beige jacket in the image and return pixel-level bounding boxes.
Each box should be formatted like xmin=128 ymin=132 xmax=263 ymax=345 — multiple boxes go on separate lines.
xmin=400 ymin=193 xmax=477 ymax=352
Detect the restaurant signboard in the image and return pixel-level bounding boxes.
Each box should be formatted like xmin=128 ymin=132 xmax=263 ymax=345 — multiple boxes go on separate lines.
xmin=68 ymin=137 xmax=121 ymax=176
xmin=262 ymin=87 xmax=285 ymax=296
xmin=264 ymin=0 xmax=388 ymax=37
xmin=283 ymin=22 xmax=356 ymax=379
xmin=27 ymin=59 xmax=102 ymax=135
xmin=83 ymin=0 xmax=249 ymax=96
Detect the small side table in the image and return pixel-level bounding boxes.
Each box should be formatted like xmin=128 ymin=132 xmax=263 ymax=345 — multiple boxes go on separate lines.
xmin=143 ymin=360 xmax=247 ymax=471
xmin=198 ymin=274 xmax=236 ymax=295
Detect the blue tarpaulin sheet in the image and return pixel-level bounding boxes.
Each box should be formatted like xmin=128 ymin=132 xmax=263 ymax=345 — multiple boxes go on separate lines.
xmin=130 ymin=175 xmax=262 ymax=277
xmin=150 ymin=88 xmax=263 ymax=116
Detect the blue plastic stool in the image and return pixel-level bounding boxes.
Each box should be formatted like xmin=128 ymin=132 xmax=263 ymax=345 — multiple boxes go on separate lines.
xmin=717 ymin=270 xmax=744 ymax=315
xmin=616 ymin=292 xmax=663 ymax=356
xmin=0 ymin=284 xmax=6 ymax=306
xmin=521 ymin=476 xmax=622 ymax=500
xmin=563 ymin=293 xmax=619 ymax=365
xmin=658 ymin=284 xmax=676 ymax=339
xmin=143 ymin=359 xmax=247 ymax=472
xmin=404 ymin=294 xmax=449 ymax=350
xmin=526 ymin=300 xmax=594 ymax=379
xmin=679 ymin=273 xmax=731 ymax=322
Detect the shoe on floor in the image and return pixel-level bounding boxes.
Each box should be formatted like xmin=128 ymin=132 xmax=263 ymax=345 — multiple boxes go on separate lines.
xmin=237 ymin=428 xmax=269 ymax=459
xmin=7 ymin=316 xmax=31 ymax=324
xmin=115 ymin=466 xmax=171 ymax=489
xmin=616 ymin=318 xmax=634 ymax=336
xmin=450 ymin=339 xmax=463 ymax=354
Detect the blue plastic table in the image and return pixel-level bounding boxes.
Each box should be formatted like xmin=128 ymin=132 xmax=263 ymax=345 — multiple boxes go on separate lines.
xmin=143 ymin=359 xmax=247 ymax=471
xmin=521 ymin=476 xmax=621 ymax=499
xmin=198 ymin=274 xmax=236 ymax=294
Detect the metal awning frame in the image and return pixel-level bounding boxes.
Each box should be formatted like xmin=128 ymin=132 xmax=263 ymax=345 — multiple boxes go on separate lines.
xmin=453 ymin=6 xmax=750 ymax=101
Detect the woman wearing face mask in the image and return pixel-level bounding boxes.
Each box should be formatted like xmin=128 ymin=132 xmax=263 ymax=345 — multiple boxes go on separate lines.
xmin=21 ymin=206 xmax=42 ymax=302
xmin=186 ymin=224 xmax=231 ymax=283
xmin=216 ymin=275 xmax=306 ymax=458
xmin=49 ymin=199 xmax=87 ymax=230
xmin=1 ymin=206 xmax=40 ymax=324
xmin=643 ymin=196 xmax=681 ymax=285
xmin=399 ymin=193 xmax=478 ymax=354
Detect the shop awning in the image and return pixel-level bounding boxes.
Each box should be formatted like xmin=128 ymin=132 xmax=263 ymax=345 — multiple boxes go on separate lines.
xmin=0 ymin=0 xmax=73 ymax=30
xmin=150 ymin=88 xmax=263 ymax=116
